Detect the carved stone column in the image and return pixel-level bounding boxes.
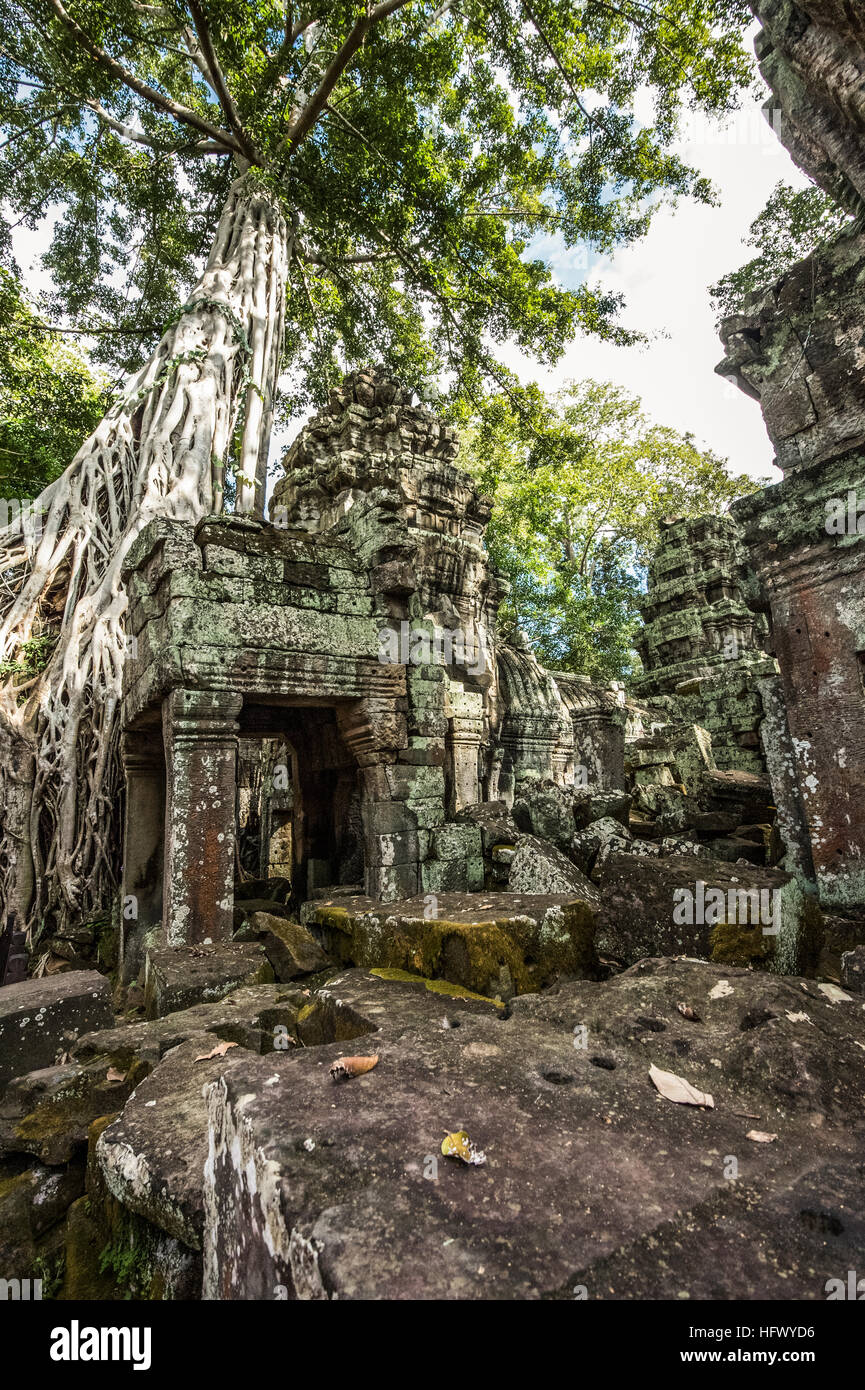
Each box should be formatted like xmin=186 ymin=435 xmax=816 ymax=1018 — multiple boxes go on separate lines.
xmin=446 ymin=685 xmax=484 ymax=812
xmin=337 ymin=696 xmax=423 ymax=901
xmin=162 ymin=689 xmax=242 ymax=946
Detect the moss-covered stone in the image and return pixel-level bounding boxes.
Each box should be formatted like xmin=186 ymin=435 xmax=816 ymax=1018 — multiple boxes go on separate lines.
xmin=312 ymin=892 xmax=597 ymax=997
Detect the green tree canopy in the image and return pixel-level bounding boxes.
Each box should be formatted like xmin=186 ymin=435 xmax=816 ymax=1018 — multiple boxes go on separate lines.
xmin=710 ymin=179 xmax=852 ymax=322
xmin=1 ymin=0 xmax=754 ymax=418
xmin=0 ymin=266 xmax=106 ymax=498
xmin=457 ymin=380 xmax=764 ymax=681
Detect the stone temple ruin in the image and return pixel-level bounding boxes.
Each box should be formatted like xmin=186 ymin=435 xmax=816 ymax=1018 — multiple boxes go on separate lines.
xmin=2 ymin=0 xmax=865 ymax=1305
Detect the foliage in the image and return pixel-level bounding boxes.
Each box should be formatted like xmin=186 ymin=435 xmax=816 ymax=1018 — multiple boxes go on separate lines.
xmin=710 ymin=180 xmax=853 ymax=321
xmin=456 ymin=380 xmax=765 ymax=681
xmin=0 ymin=0 xmax=755 ymax=420
xmin=0 ymin=266 xmax=106 ymax=497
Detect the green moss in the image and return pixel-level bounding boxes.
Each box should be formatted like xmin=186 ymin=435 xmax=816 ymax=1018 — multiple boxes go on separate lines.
xmin=710 ymin=921 xmax=774 ymax=966
xmin=370 ymin=967 xmax=505 ymax=1008
xmin=316 ymin=900 xmax=595 ymax=997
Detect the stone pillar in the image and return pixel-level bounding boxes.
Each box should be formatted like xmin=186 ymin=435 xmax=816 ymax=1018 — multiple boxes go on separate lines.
xmin=120 ymin=730 xmax=165 ymax=982
xmin=162 ymin=689 xmax=242 ymax=946
xmin=447 ymin=685 xmax=484 ymax=812
xmin=337 ymin=696 xmax=421 ymax=902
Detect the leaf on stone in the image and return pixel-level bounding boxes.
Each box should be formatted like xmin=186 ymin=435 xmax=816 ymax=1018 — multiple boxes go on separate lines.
xmin=746 ymin=1129 xmax=777 ymax=1143
xmin=785 ymin=1011 xmax=811 ymax=1024
xmin=105 ymin=1065 xmax=126 ymax=1082
xmin=330 ymin=1054 xmax=379 ymax=1081
xmin=676 ymin=1001 xmax=701 ymax=1022
xmin=194 ymin=1041 xmax=238 ymax=1061
xmin=817 ymin=983 xmax=853 ymax=1003
xmin=708 ymin=980 xmax=733 ymax=1000
xmin=648 ymin=1063 xmax=714 ymax=1108
xmin=441 ymin=1130 xmax=487 ymax=1165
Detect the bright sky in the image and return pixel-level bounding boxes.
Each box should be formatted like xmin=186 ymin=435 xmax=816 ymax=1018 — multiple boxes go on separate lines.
xmin=11 ymin=41 xmax=807 ymax=487
xmin=499 ymin=84 xmax=809 ymax=486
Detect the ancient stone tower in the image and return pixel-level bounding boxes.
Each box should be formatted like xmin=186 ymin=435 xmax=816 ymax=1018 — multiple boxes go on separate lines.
xmin=118 ymin=366 xmax=624 ymax=970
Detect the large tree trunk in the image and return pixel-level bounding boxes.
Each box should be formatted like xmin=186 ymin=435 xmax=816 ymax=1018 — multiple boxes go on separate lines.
xmin=0 ymin=171 xmax=288 ymax=938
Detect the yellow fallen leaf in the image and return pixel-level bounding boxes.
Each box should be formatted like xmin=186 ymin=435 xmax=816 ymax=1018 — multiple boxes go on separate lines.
xmin=194 ymin=1041 xmax=238 ymax=1062
xmin=649 ymin=1063 xmax=714 ymax=1108
xmin=441 ymin=1130 xmax=486 ymax=1165
xmin=330 ymin=1054 xmax=379 ymax=1081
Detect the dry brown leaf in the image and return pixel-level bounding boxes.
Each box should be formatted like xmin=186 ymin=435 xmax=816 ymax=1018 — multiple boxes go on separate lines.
xmin=330 ymin=1054 xmax=379 ymax=1081
xmin=194 ymin=1041 xmax=238 ymax=1062
xmin=649 ymin=1063 xmax=714 ymax=1108
xmin=105 ymin=1066 xmax=126 ymax=1082
xmin=746 ymin=1129 xmax=778 ymax=1143
xmin=676 ymin=1001 xmax=701 ymax=1022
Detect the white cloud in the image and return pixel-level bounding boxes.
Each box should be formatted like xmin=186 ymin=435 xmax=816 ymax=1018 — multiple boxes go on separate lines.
xmin=501 ymin=91 xmax=811 ymax=484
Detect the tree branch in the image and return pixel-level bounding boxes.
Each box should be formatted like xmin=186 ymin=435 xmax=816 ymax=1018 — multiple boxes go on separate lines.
xmin=284 ymin=0 xmax=415 ymax=153
xmin=44 ymin=0 xmax=247 ymax=157
xmin=85 ymin=97 xmax=208 ymax=153
xmin=185 ymin=0 xmax=259 ymax=161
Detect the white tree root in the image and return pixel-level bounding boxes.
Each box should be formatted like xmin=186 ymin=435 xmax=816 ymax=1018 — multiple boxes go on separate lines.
xmin=0 ymin=172 xmax=289 ymax=936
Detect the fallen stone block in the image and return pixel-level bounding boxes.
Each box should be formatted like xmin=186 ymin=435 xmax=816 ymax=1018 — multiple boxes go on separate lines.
xmin=455 ymin=801 xmax=520 ymax=853
xmin=841 ymin=945 xmax=865 ymax=993
xmin=73 ymin=983 xmax=307 ymax=1069
xmin=595 ymin=852 xmax=823 ymax=974
xmin=311 ymin=890 xmax=598 ymax=997
xmin=143 ymin=942 xmax=274 ymax=1019
xmin=0 ymin=1060 xmax=139 ymax=1165
xmin=570 ymin=816 xmax=631 ymax=876
xmin=249 ymin=914 xmax=331 ymax=980
xmin=571 ymin=788 xmax=631 ymax=831
xmin=200 ymin=960 xmax=865 ymax=1300
xmin=0 ymin=971 xmax=114 ymax=1094
xmin=509 ymin=833 xmax=602 ymax=898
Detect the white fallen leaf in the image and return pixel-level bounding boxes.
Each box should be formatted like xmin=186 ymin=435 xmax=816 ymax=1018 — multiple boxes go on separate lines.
xmin=649 ymin=1063 xmax=714 ymax=1108
xmin=817 ymin=983 xmax=853 ymax=1003
xmin=786 ymin=1010 xmax=811 ymax=1024
xmin=746 ymin=1129 xmax=777 ymax=1143
xmin=708 ymin=980 xmax=733 ymax=1000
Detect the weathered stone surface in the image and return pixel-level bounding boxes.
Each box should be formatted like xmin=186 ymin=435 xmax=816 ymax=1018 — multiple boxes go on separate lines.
xmin=633 ymin=516 xmax=773 ymax=778
xmin=454 ymin=801 xmax=519 ymax=852
xmin=311 ymin=891 xmax=598 ymax=997
xmin=0 ymin=971 xmax=113 ymax=1094
xmin=73 ymin=983 xmax=307 ymax=1068
xmin=572 ymin=787 xmax=631 ymax=830
xmin=595 ymin=852 xmax=823 ymax=975
xmin=143 ymin=943 xmax=274 ymax=1019
xmin=249 ymin=914 xmax=330 ymax=980
xmin=0 ymin=1059 xmax=137 ymax=1165
xmin=841 ymin=945 xmax=865 ymax=993
xmin=506 ymin=834 xmax=601 ymax=898
xmin=200 ymin=962 xmax=865 ymax=1300
xmin=570 ymin=817 xmax=631 ymax=877
xmin=0 ymin=1158 xmax=84 ymax=1275
xmin=97 ymin=1036 xmax=236 ymax=1249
